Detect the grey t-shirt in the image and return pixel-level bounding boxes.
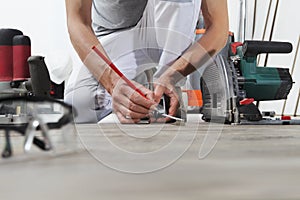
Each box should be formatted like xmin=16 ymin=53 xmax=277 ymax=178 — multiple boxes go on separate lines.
xmin=92 ymin=0 xmax=148 ymax=37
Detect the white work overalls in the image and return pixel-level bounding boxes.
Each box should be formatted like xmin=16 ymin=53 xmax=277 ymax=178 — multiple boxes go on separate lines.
xmin=65 ymin=0 xmax=202 ymax=123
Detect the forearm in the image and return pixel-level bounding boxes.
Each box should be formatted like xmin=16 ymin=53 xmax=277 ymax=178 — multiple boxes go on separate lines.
xmin=160 ymin=0 xmax=229 ymax=83
xmin=65 ymin=0 xmax=119 ymax=94
xmin=164 ymin=25 xmax=228 ymax=81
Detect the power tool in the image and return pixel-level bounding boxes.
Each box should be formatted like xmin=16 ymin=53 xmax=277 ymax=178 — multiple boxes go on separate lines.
xmin=0 ymin=28 xmax=64 ymax=99
xmin=0 ymin=28 xmax=30 ymax=98
xmin=200 ymin=38 xmax=296 ymax=124
xmin=0 ymin=29 xmax=75 ymax=159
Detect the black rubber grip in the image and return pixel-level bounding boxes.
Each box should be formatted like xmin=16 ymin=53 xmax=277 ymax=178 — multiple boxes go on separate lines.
xmin=243 ymin=40 xmax=293 ymax=57
xmin=27 ymin=56 xmax=51 ymax=97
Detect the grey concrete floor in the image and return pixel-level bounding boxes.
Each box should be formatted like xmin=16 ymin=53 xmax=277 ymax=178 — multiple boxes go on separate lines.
xmin=0 ymin=114 xmax=300 ymax=200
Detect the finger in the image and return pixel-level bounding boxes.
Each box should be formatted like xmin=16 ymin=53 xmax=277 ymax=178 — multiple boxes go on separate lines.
xmin=153 ymin=84 xmax=165 ymax=103
xmin=126 ymin=88 xmax=156 ymax=110
xmin=116 ymin=112 xmax=140 ymax=124
xmin=115 ymin=93 xmax=152 ymax=115
xmin=167 ymin=95 xmax=180 ymax=117
xmin=137 ymin=85 xmax=155 ymax=101
xmin=117 ymin=81 xmax=156 ymax=109
xmin=152 ymin=117 xmax=168 ymax=123
xmin=115 ymin=81 xmax=157 ymax=115
xmin=116 ymin=103 xmax=150 ymax=119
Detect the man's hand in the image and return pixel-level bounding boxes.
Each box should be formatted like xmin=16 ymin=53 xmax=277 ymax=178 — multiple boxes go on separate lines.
xmin=112 ymin=79 xmax=156 ymax=124
xmin=153 ymin=76 xmax=180 ymax=122
xmin=152 ymin=0 xmax=229 ymax=123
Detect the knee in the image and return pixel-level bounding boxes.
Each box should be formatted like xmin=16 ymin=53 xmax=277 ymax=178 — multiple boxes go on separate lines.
xmin=64 ymin=87 xmax=99 ymax=123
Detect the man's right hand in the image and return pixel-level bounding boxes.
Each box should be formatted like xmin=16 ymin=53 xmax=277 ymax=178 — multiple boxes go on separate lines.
xmin=111 ymin=79 xmax=157 ymax=124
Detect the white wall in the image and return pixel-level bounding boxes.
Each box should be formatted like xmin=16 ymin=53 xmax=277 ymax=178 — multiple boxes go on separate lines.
xmin=1 ymin=0 xmax=299 ymax=116
xmin=0 ymin=0 xmax=71 ymax=56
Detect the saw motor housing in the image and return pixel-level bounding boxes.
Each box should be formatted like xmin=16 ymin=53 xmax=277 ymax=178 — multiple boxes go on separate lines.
xmin=200 ymin=40 xmax=293 ymax=124
xmin=233 ymin=41 xmax=293 ymax=101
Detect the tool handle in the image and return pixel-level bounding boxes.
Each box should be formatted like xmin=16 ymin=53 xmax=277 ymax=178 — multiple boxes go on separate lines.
xmin=27 ymin=56 xmax=51 ymax=97
xmin=243 ymin=41 xmax=293 ymax=57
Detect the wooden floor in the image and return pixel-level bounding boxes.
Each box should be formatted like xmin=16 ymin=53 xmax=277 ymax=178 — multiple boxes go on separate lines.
xmin=1 ymin=114 xmax=300 ymax=200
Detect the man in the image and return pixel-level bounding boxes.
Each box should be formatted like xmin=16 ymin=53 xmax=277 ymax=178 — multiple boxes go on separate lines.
xmin=64 ymin=0 xmax=229 ymax=123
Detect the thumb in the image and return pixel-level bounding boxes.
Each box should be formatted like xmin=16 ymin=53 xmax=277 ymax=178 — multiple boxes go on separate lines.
xmin=154 ymin=85 xmax=164 ymax=103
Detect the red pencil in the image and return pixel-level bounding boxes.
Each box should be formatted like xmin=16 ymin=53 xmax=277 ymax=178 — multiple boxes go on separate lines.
xmin=92 ymin=46 xmax=185 ymax=122
xmin=92 ymin=46 xmax=147 ymax=99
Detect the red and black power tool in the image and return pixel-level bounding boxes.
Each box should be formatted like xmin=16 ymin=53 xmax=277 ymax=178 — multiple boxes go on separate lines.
xmin=0 ymin=28 xmax=64 ymax=99
xmin=0 ymin=29 xmax=30 ymax=83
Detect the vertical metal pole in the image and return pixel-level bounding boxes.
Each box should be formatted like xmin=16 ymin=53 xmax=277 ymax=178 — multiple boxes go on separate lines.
xmin=263 ymin=0 xmax=280 ymax=67
xmin=238 ymin=0 xmax=247 ymax=42
xmin=282 ymin=35 xmax=300 ymax=116
xmin=257 ymin=0 xmax=273 ymax=65
xmin=290 ymin=35 xmax=300 ymax=75
xmin=257 ymin=0 xmax=279 ymax=108
xmin=252 ymin=0 xmax=257 ymax=39
xmin=281 ymin=98 xmax=287 ymax=116
xmin=2 ymin=129 xmax=12 ymax=158
xmin=261 ymin=0 xmax=273 ymax=41
xmin=294 ymin=89 xmax=300 ymax=117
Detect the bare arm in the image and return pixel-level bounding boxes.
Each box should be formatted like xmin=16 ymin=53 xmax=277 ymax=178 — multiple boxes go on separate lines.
xmin=65 ymin=0 xmax=119 ymax=93
xmin=159 ymin=0 xmax=229 ymax=82
xmin=65 ymin=0 xmax=156 ymax=123
xmin=154 ymin=0 xmax=229 ymax=115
